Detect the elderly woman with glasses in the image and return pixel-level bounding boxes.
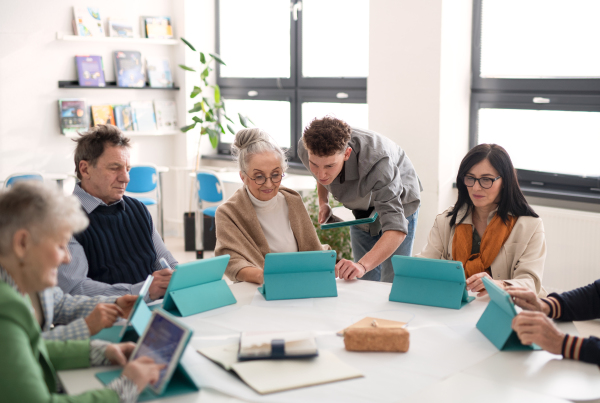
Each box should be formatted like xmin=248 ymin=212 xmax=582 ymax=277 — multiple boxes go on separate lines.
xmin=416 ymin=143 xmax=547 ymax=297
xmin=0 ymin=183 xmax=163 ymax=402
xmin=215 ymin=128 xmax=328 ymax=284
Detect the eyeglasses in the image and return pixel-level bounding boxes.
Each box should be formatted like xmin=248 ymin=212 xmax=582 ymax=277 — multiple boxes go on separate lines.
xmin=245 ymin=172 xmax=285 ymax=185
xmin=464 ymin=175 xmax=501 ymax=189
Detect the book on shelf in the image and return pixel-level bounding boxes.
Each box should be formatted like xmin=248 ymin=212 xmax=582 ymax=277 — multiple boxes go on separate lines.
xmin=131 ymin=101 xmax=157 ymax=131
xmin=91 ymin=105 xmax=116 ymax=126
xmin=143 ymin=16 xmax=173 ymax=39
xmin=146 ymin=58 xmax=173 ymax=88
xmin=154 ymin=100 xmax=177 ymax=131
xmin=108 ymin=18 xmax=134 ymax=38
xmin=113 ymin=51 xmax=145 ymax=88
xmin=73 ymin=7 xmax=105 ymax=37
xmin=58 ymin=99 xmax=88 ymax=136
xmin=114 ymin=105 xmax=134 ymax=131
xmin=75 ymin=55 xmax=106 ymax=87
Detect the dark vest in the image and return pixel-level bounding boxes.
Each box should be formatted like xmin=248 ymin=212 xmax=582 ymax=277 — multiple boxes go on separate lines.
xmin=75 ymin=196 xmax=156 ymax=285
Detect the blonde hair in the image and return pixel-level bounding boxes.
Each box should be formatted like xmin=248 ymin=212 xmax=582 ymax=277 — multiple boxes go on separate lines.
xmin=0 ymin=182 xmax=89 ymax=254
xmin=231 ymin=128 xmax=288 ymax=174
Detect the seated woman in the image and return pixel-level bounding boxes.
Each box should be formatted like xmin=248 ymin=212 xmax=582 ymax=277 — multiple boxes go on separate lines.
xmin=0 ymin=182 xmax=162 ymax=402
xmin=416 ymin=143 xmax=546 ymax=297
xmin=215 ymin=128 xmax=327 ymax=284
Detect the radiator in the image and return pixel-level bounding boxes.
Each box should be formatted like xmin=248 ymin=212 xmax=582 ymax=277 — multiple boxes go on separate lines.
xmin=533 ymin=205 xmax=600 ymax=293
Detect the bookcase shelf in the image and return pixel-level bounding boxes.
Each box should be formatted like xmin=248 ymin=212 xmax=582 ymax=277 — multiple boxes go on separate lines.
xmin=56 ymin=32 xmax=179 ymax=45
xmin=58 ymin=81 xmax=180 ymax=90
xmin=63 ymin=130 xmax=179 ymax=138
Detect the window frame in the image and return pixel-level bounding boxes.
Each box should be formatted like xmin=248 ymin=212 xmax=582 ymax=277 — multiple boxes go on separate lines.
xmin=470 ymin=0 xmax=600 ymax=204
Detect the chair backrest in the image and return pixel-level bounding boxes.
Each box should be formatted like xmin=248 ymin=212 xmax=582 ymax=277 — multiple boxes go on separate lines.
xmin=126 ymin=166 xmax=158 ymax=193
xmin=4 ymin=173 xmax=44 ymax=189
xmin=196 ymin=171 xmax=223 ymax=203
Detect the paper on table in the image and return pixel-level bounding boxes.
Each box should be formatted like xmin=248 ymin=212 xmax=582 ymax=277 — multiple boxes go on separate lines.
xmin=251 ymin=289 xmax=314 ymax=308
xmin=198 ymin=343 xmax=239 ymax=370
xmin=338 ymin=316 xmax=407 ymax=336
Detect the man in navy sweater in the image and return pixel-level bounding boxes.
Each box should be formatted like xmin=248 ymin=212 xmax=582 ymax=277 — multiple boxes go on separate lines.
xmin=508 ymin=281 xmax=600 ymax=365
xmin=58 ymin=125 xmax=177 ymax=300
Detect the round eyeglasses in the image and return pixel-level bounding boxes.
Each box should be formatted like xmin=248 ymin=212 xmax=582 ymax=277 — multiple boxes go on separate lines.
xmin=463 ymin=175 xmax=501 ymax=189
xmin=246 ymin=172 xmax=285 ymax=185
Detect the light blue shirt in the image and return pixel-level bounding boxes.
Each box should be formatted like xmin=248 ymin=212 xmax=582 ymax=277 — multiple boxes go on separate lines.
xmin=57 ymin=184 xmax=178 ymax=297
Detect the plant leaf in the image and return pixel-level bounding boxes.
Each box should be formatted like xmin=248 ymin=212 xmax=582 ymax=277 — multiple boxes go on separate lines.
xmin=224 ymin=115 xmax=234 ymax=124
xmin=180 ymin=123 xmax=197 ymax=132
xmin=247 ymin=116 xmax=255 ymax=125
xmin=217 ymin=122 xmax=225 ymax=134
xmin=178 ymin=64 xmax=196 ymax=72
xmin=227 ymin=124 xmax=236 ymax=134
xmin=213 ymin=85 xmax=221 ymax=104
xmin=209 ymin=53 xmax=226 ymax=66
xmin=200 ymin=101 xmax=207 ymax=113
xmin=190 ymin=86 xmax=202 ymax=98
xmin=200 ymin=126 xmax=207 ymax=134
xmin=188 ymin=103 xmax=202 ymax=113
xmin=192 ymin=116 xmax=203 ymax=123
xmin=206 ymin=128 xmax=220 ymax=148
xmin=181 ymin=37 xmax=196 ymax=51
xmin=201 ymin=67 xmax=209 ymax=80
xmin=238 ymin=113 xmax=248 ymax=128
xmin=199 ymin=52 xmax=206 ymax=64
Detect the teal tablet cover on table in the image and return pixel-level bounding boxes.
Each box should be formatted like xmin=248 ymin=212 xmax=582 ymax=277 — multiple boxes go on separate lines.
xmin=321 ymin=206 xmax=378 ymax=230
xmin=161 ymin=254 xmax=237 ymax=317
xmin=476 ymin=276 xmax=541 ymax=351
xmin=258 ymin=250 xmax=337 ymax=300
xmin=389 ymin=255 xmax=475 ymax=309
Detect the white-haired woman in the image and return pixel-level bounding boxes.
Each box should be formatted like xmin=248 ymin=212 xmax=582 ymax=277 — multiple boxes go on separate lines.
xmin=0 ymin=182 xmax=162 ymax=403
xmin=215 ymin=128 xmax=328 ymax=284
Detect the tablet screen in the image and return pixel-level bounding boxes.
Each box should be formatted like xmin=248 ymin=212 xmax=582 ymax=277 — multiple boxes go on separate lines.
xmin=131 ymin=312 xmax=188 ymax=394
xmin=118 ymin=275 xmax=153 ymax=339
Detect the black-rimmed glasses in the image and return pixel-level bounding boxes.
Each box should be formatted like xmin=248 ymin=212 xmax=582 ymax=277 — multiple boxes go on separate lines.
xmin=464 ymin=175 xmax=501 ymax=189
xmin=246 ymin=172 xmax=285 ymax=185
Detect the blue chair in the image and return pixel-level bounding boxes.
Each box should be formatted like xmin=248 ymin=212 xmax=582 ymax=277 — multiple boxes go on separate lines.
xmin=194 ymin=170 xmax=224 ymax=256
xmin=126 ymin=165 xmax=162 ymax=236
xmin=4 ymin=173 xmax=43 ymax=188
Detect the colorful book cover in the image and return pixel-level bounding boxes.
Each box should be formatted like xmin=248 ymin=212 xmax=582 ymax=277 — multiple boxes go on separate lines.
xmin=144 ymin=16 xmax=173 ymax=39
xmin=108 ymin=18 xmax=134 ymax=38
xmin=114 ymin=105 xmax=134 ymax=131
xmin=58 ymin=99 xmax=88 ymax=136
xmin=131 ymin=101 xmax=157 ymax=132
xmin=146 ymin=58 xmax=173 ymax=88
xmin=154 ymin=100 xmax=177 ymax=131
xmin=114 ymin=51 xmax=145 ymax=88
xmin=75 ymin=55 xmax=106 ymax=87
xmin=73 ymin=7 xmax=104 ymax=37
xmin=91 ymin=105 xmax=115 ymax=126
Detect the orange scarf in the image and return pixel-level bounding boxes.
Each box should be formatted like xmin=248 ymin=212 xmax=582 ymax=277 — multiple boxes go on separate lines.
xmin=452 ymin=214 xmax=517 ymax=278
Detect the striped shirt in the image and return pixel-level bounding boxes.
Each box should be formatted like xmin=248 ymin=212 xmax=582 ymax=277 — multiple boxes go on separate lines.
xmin=57 ymin=183 xmax=177 ymax=298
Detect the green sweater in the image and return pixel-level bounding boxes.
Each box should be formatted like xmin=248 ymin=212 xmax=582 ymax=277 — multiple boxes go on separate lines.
xmin=0 ymin=281 xmax=119 ymax=403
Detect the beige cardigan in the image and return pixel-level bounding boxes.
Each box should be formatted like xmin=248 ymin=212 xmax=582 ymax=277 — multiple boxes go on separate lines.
xmin=215 ymin=186 xmax=327 ymax=281
xmin=416 ymin=206 xmax=547 ymax=297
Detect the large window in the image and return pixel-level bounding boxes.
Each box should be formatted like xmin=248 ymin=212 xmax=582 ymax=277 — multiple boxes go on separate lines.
xmin=471 ymin=0 xmax=600 ymax=203
xmin=216 ymin=0 xmax=369 ymax=164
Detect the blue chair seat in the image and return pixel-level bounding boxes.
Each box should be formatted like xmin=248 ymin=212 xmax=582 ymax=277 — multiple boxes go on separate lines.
xmin=203 ymin=206 xmax=218 ymax=217
xmin=132 ymin=197 xmax=157 ymax=206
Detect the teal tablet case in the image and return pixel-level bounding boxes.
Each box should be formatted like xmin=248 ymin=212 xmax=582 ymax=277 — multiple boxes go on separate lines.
xmin=389 ymin=255 xmax=475 ymax=309
xmin=476 ymin=276 xmax=541 ymax=351
xmin=321 ymin=212 xmax=378 ymax=230
xmin=161 ymin=255 xmax=237 ymax=317
xmin=258 ymin=250 xmax=338 ymax=300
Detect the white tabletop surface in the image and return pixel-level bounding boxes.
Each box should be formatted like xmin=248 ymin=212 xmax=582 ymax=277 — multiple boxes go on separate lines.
xmin=58 ymin=280 xmax=600 ymax=403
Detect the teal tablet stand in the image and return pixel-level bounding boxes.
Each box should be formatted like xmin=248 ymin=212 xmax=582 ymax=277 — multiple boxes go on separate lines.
xmin=91 ymin=297 xmax=152 ymax=343
xmin=476 ymin=276 xmax=541 ymax=351
xmin=258 ymin=250 xmax=338 ymax=300
xmin=389 ymin=255 xmax=475 ymax=309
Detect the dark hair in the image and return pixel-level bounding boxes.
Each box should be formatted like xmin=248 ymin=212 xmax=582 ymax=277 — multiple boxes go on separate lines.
xmin=302 ymin=116 xmax=352 ymax=157
xmin=73 ymin=125 xmax=131 ymax=179
xmin=448 ymin=143 xmax=538 ymax=227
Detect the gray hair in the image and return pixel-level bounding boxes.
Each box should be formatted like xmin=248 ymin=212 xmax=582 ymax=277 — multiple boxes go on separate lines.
xmin=0 ymin=182 xmax=89 ymax=255
xmin=231 ymin=128 xmax=288 ymax=174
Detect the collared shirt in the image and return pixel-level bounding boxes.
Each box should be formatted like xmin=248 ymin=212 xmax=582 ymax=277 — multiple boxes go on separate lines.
xmin=298 ymin=126 xmax=422 ymax=235
xmin=57 ymin=183 xmax=178 ymax=298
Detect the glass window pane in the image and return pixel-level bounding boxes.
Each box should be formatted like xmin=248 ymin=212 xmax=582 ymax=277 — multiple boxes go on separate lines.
xmin=221 ymin=99 xmax=291 ymax=148
xmin=478 ymin=108 xmax=600 ymax=177
xmin=480 ymin=0 xmax=600 ymax=78
xmin=301 ymin=102 xmax=368 ymax=133
xmin=219 ymin=0 xmax=290 ymax=78
xmin=302 ymin=0 xmax=369 ymax=78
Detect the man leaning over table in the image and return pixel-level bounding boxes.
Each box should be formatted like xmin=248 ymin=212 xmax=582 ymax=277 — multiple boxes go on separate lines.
xmin=508 ymin=282 xmax=600 ymax=364
xmin=58 ymin=125 xmax=177 ymax=300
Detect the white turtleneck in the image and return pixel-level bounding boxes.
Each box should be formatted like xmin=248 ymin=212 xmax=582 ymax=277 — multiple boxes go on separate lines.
xmin=245 ymin=186 xmax=298 ymax=254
